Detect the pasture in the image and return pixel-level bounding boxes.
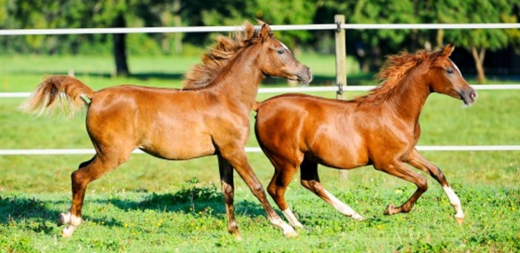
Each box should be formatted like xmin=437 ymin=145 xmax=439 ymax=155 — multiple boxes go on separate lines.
xmin=0 ymin=55 xmax=519 ymax=252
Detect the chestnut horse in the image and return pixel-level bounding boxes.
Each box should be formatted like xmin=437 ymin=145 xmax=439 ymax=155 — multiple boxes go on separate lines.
xmin=21 ymin=22 xmax=312 ymax=238
xmin=254 ymin=45 xmax=476 ymax=229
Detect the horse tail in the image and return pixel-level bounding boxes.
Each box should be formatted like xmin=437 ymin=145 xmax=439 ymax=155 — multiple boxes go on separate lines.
xmin=19 ymin=75 xmax=95 ymax=117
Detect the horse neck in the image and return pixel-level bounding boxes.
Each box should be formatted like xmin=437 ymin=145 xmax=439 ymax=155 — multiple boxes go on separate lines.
xmin=386 ymin=67 xmax=431 ymax=124
xmin=209 ymin=46 xmax=264 ymax=111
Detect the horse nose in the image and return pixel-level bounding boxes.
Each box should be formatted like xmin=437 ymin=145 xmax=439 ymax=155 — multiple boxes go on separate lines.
xmin=297 ymin=66 xmax=312 ymax=85
xmin=304 ymin=67 xmax=313 ymax=83
xmin=469 ymin=90 xmax=478 ymax=103
xmin=470 ymin=90 xmax=478 ymax=101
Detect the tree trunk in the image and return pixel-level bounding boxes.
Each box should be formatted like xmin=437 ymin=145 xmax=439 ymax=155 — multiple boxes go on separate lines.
xmin=471 ymin=46 xmax=486 ymax=83
xmin=435 ymin=29 xmax=444 ymax=50
xmin=113 ymin=13 xmax=130 ymax=77
xmin=173 ymin=0 xmax=183 ymax=54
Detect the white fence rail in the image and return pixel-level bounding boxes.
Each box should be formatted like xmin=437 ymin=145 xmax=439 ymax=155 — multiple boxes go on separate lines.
xmin=1 ymin=23 xmax=519 ymax=36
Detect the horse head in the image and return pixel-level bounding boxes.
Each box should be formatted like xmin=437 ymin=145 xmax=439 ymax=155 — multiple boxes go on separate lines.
xmin=429 ymin=44 xmax=477 ymax=105
xmin=252 ymin=22 xmax=313 ymax=85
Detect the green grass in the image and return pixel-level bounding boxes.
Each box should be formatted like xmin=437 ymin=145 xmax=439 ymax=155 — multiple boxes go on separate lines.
xmin=1 ymin=55 xmax=519 ymax=252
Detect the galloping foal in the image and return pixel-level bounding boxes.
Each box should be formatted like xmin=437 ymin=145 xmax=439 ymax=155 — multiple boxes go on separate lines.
xmin=254 ymin=45 xmax=477 ymax=229
xmin=21 ymin=22 xmax=312 ymax=239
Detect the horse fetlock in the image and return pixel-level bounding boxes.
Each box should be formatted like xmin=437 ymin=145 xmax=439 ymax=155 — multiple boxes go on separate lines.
xmin=57 ymin=212 xmax=71 ymax=226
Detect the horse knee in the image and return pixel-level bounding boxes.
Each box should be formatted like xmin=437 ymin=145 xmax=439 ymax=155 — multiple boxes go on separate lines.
xmin=249 ymin=183 xmax=267 ymax=198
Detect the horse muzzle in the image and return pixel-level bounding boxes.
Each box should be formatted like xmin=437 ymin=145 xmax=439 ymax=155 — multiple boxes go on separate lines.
xmin=297 ymin=67 xmax=313 ymax=85
xmin=460 ymin=88 xmax=478 ymax=105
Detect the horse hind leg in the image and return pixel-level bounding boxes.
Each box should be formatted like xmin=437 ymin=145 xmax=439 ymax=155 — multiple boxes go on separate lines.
xmin=217 ymin=155 xmax=240 ymax=239
xmin=300 ymin=159 xmax=364 ymax=221
xmin=405 ymin=148 xmax=464 ymax=223
xmin=265 ymin=155 xmax=302 ymax=229
xmin=59 ymin=147 xmax=132 ymax=237
xmin=57 ymin=156 xmax=96 ymax=229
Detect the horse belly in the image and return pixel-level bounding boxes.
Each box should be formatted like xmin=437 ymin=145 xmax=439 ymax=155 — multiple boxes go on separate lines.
xmin=140 ymin=132 xmax=216 ymax=160
xmin=309 ymin=134 xmax=369 ymax=170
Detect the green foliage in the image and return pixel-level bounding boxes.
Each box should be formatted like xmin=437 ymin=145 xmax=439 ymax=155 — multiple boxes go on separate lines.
xmin=441 ymin=0 xmax=512 ymax=50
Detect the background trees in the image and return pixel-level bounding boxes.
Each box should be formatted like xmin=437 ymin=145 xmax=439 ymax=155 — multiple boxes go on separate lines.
xmin=0 ymin=0 xmax=518 ymax=80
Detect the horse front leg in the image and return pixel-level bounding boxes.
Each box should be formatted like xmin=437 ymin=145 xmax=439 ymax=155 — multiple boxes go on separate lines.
xmin=405 ymin=148 xmax=464 ymax=223
xmin=220 ymin=148 xmax=297 ymax=238
xmin=217 ymin=155 xmax=240 ymax=239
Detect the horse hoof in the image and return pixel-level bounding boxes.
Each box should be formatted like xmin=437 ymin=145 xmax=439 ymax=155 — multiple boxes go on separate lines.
xmin=284 ymin=230 xmax=299 ymax=238
xmin=455 ymin=216 xmax=464 ymax=224
xmin=384 ymin=204 xmax=396 ymax=215
xmin=293 ymin=223 xmax=304 ymax=229
xmin=62 ymin=226 xmax=74 ymax=238
xmin=352 ymin=214 xmax=365 ymax=221
xmin=235 ymin=233 xmax=242 ymax=241
xmin=302 ymin=226 xmax=312 ymax=232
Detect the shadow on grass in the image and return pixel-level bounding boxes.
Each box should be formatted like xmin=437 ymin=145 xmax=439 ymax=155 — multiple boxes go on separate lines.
xmin=0 ymin=196 xmax=68 ymax=233
xmin=0 ymin=185 xmax=271 ymax=234
xmin=107 ymin=184 xmax=269 ymax=220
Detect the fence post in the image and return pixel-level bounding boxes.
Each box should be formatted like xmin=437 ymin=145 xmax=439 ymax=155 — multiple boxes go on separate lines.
xmin=335 ymin=14 xmax=349 ymax=180
xmin=335 ymin=15 xmax=347 ymax=100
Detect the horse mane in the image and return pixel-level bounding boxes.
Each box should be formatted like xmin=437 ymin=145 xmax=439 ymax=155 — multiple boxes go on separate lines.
xmin=182 ymin=22 xmax=264 ymax=89
xmin=354 ymin=49 xmax=440 ymax=104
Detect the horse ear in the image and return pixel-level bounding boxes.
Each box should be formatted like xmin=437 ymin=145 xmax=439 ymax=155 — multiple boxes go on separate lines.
xmin=243 ymin=21 xmax=255 ymax=39
xmin=434 ymin=44 xmax=455 ymax=65
xmin=259 ymin=23 xmax=273 ymax=41
xmin=256 ymin=19 xmax=266 ymax=25
xmin=441 ymin=44 xmax=455 ymax=57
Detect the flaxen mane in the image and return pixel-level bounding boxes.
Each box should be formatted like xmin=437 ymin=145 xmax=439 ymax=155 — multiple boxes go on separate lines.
xmin=355 ymin=49 xmax=439 ymax=104
xmin=182 ymin=22 xmax=265 ymax=89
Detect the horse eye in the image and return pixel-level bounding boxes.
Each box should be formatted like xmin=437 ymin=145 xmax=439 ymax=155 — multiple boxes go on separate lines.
xmin=277 ymin=49 xmax=285 ymax=55
xmin=446 ymin=68 xmax=454 ymax=75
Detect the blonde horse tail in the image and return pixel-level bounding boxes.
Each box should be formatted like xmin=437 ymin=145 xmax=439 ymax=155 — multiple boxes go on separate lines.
xmin=19 ymin=75 xmax=95 ymax=117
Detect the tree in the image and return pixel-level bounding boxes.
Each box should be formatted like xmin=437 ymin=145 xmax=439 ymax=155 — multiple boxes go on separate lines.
xmin=316 ymin=0 xmax=418 ymax=72
xmin=436 ymin=0 xmax=512 ymax=83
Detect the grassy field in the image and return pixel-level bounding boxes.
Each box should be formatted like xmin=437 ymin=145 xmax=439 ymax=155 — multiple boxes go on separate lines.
xmin=0 ymin=55 xmax=519 ymax=252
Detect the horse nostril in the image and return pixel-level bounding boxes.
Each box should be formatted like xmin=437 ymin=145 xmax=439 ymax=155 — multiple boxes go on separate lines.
xmin=471 ymin=91 xmax=478 ymax=100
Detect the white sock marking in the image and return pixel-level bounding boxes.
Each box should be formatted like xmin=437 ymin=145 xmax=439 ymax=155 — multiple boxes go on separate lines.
xmin=282 ymin=208 xmax=303 ymax=228
xmin=443 ymin=186 xmax=464 ymax=218
xmin=324 ymin=190 xmax=364 ymax=220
